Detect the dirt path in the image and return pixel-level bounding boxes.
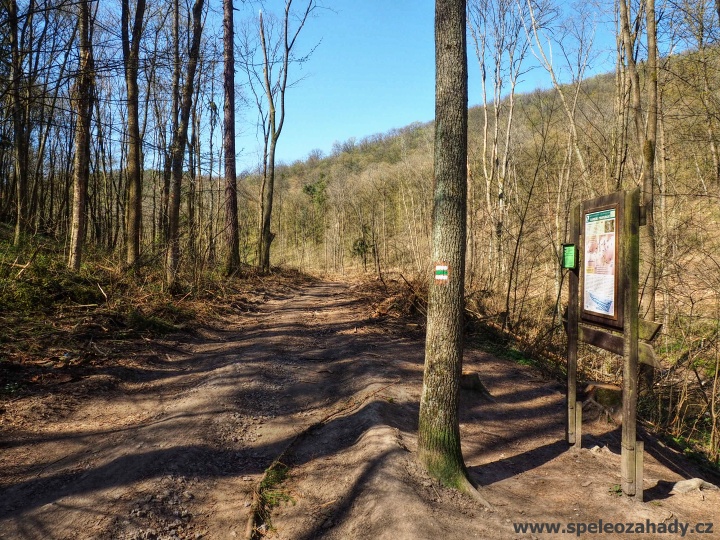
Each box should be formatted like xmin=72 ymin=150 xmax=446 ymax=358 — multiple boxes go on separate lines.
xmin=1 ymin=280 xmax=719 ymax=539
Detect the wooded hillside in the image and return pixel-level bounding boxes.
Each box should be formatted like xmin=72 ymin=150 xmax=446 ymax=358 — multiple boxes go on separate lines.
xmin=262 ymin=51 xmax=720 ymax=465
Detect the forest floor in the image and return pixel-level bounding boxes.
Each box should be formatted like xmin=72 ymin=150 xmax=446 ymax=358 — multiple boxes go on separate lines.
xmin=1 ymin=275 xmax=719 ymax=540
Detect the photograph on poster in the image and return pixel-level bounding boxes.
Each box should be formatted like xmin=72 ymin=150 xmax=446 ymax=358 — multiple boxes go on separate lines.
xmin=583 ymin=208 xmax=616 ymax=317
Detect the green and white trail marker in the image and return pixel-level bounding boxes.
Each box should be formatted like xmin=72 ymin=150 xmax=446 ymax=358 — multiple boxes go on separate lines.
xmin=435 ymin=264 xmax=449 ymax=281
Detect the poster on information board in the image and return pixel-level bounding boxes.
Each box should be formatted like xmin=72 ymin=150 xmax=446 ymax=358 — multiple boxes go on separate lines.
xmin=581 ymin=193 xmax=623 ymax=330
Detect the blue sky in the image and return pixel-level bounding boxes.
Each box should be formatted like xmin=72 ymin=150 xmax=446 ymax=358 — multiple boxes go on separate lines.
xmin=236 ymin=0 xmax=436 ymax=169
xmin=234 ymin=0 xmax=616 ymax=169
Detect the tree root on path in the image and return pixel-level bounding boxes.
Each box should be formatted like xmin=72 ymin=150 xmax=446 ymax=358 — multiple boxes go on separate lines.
xmin=461 ymin=473 xmax=493 ymax=510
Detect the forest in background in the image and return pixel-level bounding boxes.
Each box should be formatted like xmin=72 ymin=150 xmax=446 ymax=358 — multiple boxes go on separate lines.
xmin=1 ymin=0 xmax=719 ymax=467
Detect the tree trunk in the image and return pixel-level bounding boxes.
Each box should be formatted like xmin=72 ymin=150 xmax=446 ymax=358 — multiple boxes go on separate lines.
xmin=619 ymin=0 xmax=657 ymax=320
xmin=68 ymin=0 xmax=94 ymax=271
xmin=166 ymin=0 xmax=205 ymax=288
xmin=641 ymin=0 xmax=657 ymax=321
xmin=123 ymin=0 xmax=147 ymax=268
xmin=418 ymin=0 xmax=470 ymax=489
xmin=612 ymin=40 xmax=630 ymax=190
xmin=259 ymin=136 xmax=277 ymax=273
xmin=224 ymin=0 xmax=240 ymax=274
xmin=161 ymin=0 xmax=181 ymax=247
xmin=257 ymin=9 xmax=276 ymax=274
xmin=9 ymin=0 xmax=29 ymax=246
xmin=255 ymin=1 xmax=316 ymax=273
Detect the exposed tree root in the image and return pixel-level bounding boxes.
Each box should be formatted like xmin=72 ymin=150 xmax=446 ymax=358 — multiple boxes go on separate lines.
xmin=461 ymin=473 xmax=493 ymax=510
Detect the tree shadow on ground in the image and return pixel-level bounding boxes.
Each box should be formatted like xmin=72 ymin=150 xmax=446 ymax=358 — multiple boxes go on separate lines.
xmin=644 ymin=480 xmax=675 ymax=501
xmin=584 ymin=425 xmax=720 ymax=486
xmin=10 ymin=280 xmax=712 ymax=534
xmin=0 ymin=397 xmax=405 ymax=520
xmin=468 ymin=440 xmax=569 ymax=486
xmin=288 ymin=448 xmax=401 ymax=540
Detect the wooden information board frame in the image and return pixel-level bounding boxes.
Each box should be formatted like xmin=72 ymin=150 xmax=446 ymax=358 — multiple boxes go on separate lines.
xmin=566 ymin=189 xmax=647 ymax=500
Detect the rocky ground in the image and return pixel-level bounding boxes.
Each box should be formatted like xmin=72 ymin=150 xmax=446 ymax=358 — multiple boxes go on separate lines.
xmin=1 ymin=279 xmax=719 ymax=539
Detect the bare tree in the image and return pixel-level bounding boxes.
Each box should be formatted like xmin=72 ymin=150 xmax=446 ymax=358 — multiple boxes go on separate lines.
xmin=618 ymin=0 xmax=657 ymax=320
xmin=224 ymin=0 xmax=240 ymax=274
xmin=241 ymin=0 xmax=317 ymax=273
xmin=166 ymin=0 xmax=205 ymax=288
xmin=467 ymin=0 xmax=532 ymax=292
xmin=524 ymin=0 xmax=598 ymax=313
xmin=123 ymin=0 xmax=147 ymax=267
xmin=161 ymin=0 xmax=182 ymax=248
xmin=8 ymin=0 xmax=29 ymax=246
xmin=526 ymin=0 xmax=591 ymax=188
xmin=68 ymin=0 xmax=95 ymax=270
xmin=643 ymin=0 xmax=658 ymax=320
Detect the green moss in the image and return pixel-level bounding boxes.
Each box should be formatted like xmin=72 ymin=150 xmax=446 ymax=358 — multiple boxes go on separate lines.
xmin=506 ymin=347 xmax=536 ymax=367
xmin=418 ymin=428 xmax=466 ymax=489
xmin=425 ymin=456 xmax=465 ymax=489
xmin=251 ymin=461 xmax=295 ymax=538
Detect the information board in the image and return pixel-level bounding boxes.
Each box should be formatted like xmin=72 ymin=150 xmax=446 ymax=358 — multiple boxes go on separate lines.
xmin=581 ymin=193 xmax=623 ymax=329
xmin=584 ymin=208 xmax=616 ymax=316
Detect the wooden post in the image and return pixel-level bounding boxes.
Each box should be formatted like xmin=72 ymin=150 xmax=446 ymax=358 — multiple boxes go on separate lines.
xmin=635 ymin=440 xmax=644 ymax=501
xmin=567 ymin=204 xmax=580 ymax=445
xmin=621 ymin=188 xmax=640 ymax=496
xmin=574 ymin=401 xmax=582 ymax=450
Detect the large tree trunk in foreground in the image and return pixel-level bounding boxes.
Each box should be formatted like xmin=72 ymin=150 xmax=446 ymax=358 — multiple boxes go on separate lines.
xmin=418 ymin=0 xmax=480 ymax=495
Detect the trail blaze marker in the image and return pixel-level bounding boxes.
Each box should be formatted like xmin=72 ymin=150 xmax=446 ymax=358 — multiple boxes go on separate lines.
xmin=434 ymin=264 xmax=449 ymax=281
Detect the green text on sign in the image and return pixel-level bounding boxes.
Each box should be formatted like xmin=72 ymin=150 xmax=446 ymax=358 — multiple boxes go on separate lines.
xmin=586 ymin=209 xmax=616 ymax=223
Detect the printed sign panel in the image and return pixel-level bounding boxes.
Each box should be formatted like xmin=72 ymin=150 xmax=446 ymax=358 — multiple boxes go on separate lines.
xmin=580 ymin=193 xmax=624 ymax=330
xmin=583 ymin=209 xmax=616 ymax=317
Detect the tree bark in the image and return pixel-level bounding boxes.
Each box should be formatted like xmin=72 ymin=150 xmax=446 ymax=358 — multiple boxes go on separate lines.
xmin=257 ymin=9 xmax=277 ymax=273
xmin=123 ymin=0 xmax=147 ymax=268
xmin=9 ymin=0 xmax=29 ymax=246
xmin=166 ymin=0 xmax=205 ymax=288
xmin=641 ymin=0 xmax=657 ymax=321
xmin=68 ymin=0 xmax=94 ymax=271
xmin=161 ymin=0 xmax=182 ymax=247
xmin=224 ymin=0 xmax=241 ymax=274
xmin=619 ymin=0 xmax=656 ymax=320
xmin=418 ymin=0 xmax=470 ymax=489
